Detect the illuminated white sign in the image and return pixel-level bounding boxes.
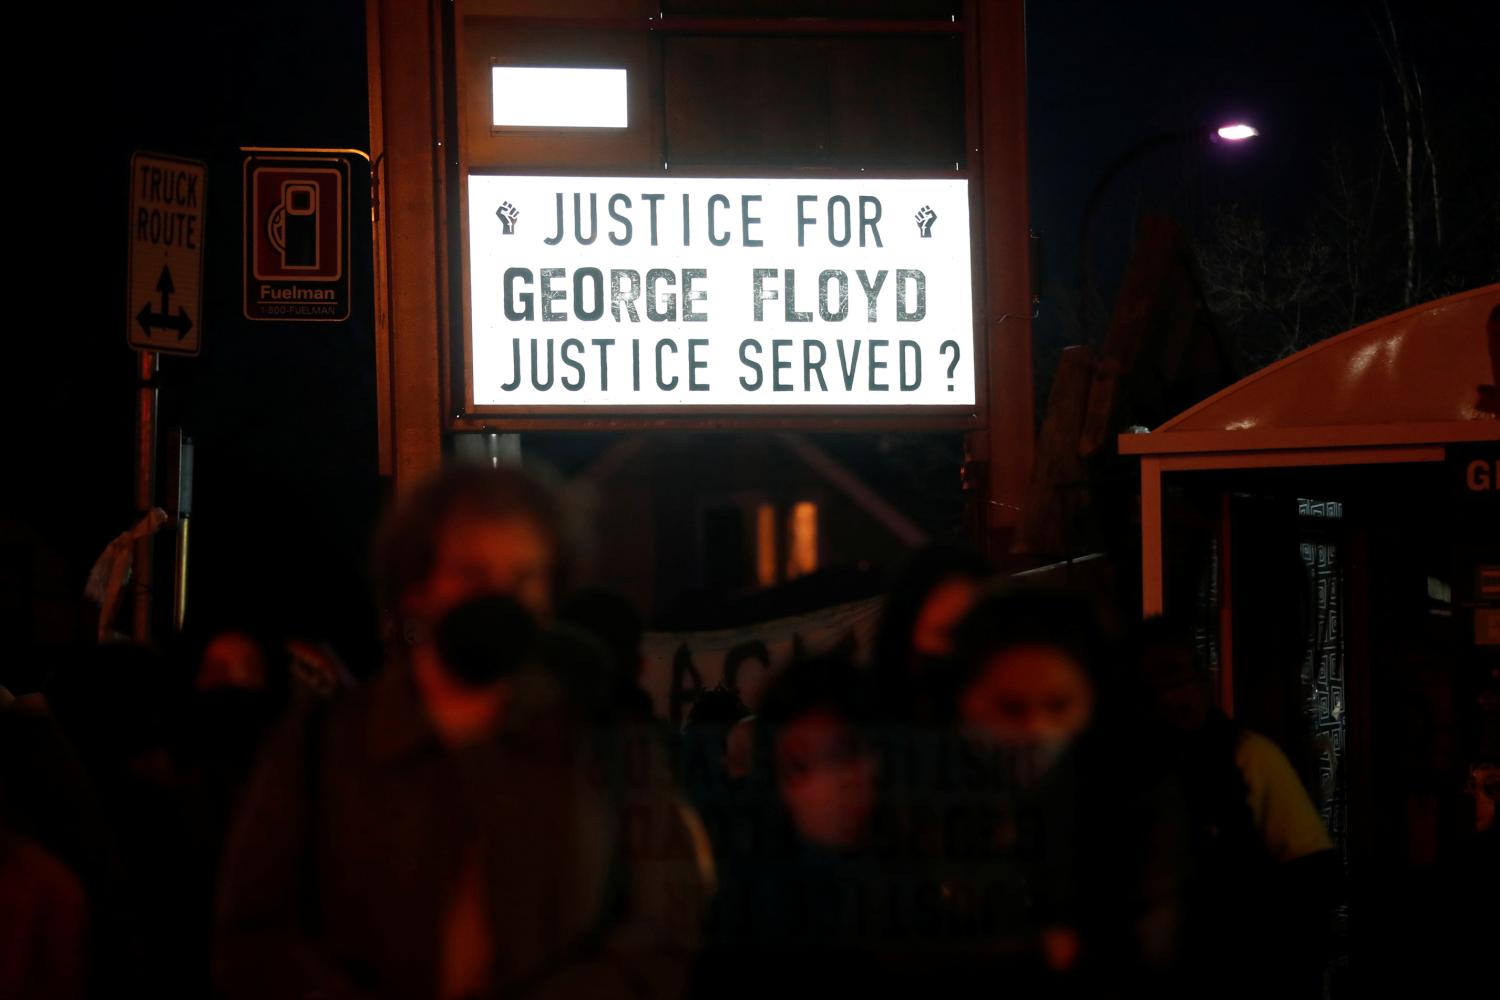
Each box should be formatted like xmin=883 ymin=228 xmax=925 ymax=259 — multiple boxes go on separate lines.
xmin=466 ymin=175 xmax=974 ymax=407
xmin=491 ymin=68 xmax=628 ymax=129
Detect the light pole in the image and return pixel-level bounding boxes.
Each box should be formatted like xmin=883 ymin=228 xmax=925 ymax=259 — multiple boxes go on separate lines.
xmin=1076 ymin=122 xmax=1259 ymax=338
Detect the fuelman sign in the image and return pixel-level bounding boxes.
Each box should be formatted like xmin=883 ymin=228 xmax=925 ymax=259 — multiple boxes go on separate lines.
xmin=466 ymin=176 xmax=975 ymax=408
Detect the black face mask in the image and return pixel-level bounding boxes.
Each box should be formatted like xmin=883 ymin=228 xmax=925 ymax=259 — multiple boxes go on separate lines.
xmin=432 ymin=594 xmax=539 ymax=688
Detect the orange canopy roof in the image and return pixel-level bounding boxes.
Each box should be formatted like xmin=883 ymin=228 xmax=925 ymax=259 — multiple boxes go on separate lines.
xmin=1120 ymin=283 xmax=1500 ymax=456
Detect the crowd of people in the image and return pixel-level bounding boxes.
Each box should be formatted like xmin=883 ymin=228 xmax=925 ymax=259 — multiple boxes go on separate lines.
xmin=2 ymin=464 xmax=1345 ymax=999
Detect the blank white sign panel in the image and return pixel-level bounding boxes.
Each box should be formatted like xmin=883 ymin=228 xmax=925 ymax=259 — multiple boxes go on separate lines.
xmin=491 ymin=67 xmax=628 ymax=129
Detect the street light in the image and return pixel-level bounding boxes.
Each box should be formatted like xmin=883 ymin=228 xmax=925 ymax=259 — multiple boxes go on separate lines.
xmin=1076 ymin=121 xmax=1259 ymax=337
xmin=1214 ymin=123 xmax=1259 ymax=142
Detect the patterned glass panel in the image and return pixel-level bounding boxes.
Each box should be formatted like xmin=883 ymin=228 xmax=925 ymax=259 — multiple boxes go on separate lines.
xmin=1299 ymin=534 xmax=1347 ymax=854
xmin=1297 ymin=499 xmax=1349 ymax=996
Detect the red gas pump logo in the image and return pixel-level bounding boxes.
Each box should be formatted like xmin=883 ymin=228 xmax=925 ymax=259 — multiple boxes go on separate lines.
xmin=251 ymin=167 xmax=342 ymax=282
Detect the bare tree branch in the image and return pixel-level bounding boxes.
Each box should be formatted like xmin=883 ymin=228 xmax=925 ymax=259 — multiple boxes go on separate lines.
xmin=1378 ymin=1 xmax=1417 ymax=305
xmin=1412 ymin=65 xmax=1443 ymax=248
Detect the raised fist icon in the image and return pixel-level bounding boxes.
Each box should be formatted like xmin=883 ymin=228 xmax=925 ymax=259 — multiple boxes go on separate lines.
xmin=497 ymin=201 xmax=519 ymax=234
xmin=915 ymin=205 xmax=937 ymax=238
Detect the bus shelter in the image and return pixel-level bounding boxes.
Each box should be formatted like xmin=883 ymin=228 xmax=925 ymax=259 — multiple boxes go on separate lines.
xmin=1120 ymin=284 xmax=1499 ymax=974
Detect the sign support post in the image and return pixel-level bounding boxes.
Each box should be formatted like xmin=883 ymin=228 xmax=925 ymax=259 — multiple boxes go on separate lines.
xmin=975 ymin=0 xmax=1035 ymax=561
xmin=133 ymin=349 xmax=159 ymax=644
xmin=127 ymin=149 xmax=205 ymax=642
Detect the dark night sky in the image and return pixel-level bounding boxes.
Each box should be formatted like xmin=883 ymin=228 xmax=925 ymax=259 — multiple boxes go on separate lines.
xmin=17 ymin=0 xmax=380 ymax=656
xmin=9 ymin=0 xmax=1496 ymax=663
xmin=1028 ymin=0 xmax=1498 ymax=363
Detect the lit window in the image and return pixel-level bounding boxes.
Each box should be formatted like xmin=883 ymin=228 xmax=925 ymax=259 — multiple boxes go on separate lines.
xmin=491 ymin=67 xmax=628 ymax=129
xmin=756 ymin=503 xmax=777 ymax=589
xmin=786 ymin=502 xmax=818 ymax=580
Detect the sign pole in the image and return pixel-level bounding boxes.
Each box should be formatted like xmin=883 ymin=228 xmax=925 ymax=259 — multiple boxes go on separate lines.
xmin=133 ymin=349 xmax=159 ymax=644
xmin=976 ymin=0 xmax=1035 ymax=562
xmin=173 ymin=435 xmax=194 ymax=633
xmin=127 ymin=150 xmax=205 ymax=642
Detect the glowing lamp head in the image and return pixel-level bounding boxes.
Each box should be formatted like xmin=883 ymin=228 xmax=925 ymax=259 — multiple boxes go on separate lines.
xmin=1215 ymin=123 xmax=1259 ymax=142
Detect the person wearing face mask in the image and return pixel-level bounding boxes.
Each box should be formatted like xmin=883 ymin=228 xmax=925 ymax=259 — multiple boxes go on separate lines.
xmin=930 ymin=587 xmax=1191 ymax=998
xmin=215 ymin=465 xmax=711 ymax=1000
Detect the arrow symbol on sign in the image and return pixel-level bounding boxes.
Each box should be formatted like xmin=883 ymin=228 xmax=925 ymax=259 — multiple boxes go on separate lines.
xmin=136 ymin=265 xmax=194 ymax=340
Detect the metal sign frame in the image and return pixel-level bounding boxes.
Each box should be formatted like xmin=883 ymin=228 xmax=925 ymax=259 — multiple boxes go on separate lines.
xmin=443 ymin=5 xmax=997 ymax=431
xmin=366 ymin=0 xmax=1035 ymax=548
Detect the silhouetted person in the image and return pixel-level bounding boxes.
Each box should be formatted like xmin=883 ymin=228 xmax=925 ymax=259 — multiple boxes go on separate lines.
xmin=161 ymin=621 xmax=291 ymax=997
xmin=41 ymin=641 xmax=189 ymax=995
xmin=215 ymin=465 xmax=710 ymax=1000
xmin=696 ymin=656 xmax=898 ymax=998
xmin=0 ymin=695 xmax=111 ymax=952
xmin=869 ymin=545 xmax=990 ymax=726
xmin=0 ymin=818 xmax=87 ymax=1000
xmin=679 ymin=685 xmax=751 ymax=881
xmin=557 ymin=587 xmax=655 ymax=723
xmin=1130 ymin=616 xmax=1341 ymax=1000
xmin=0 ymin=706 xmax=99 ymax=1000
xmin=866 ymin=545 xmax=993 ymax=943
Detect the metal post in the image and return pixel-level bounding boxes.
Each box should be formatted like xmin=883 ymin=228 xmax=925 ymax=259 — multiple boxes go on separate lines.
xmin=1216 ymin=488 xmax=1235 ymax=717
xmin=133 ymin=350 xmax=159 ymax=644
xmin=976 ymin=0 xmax=1036 ymax=562
xmin=368 ymin=0 xmax=447 ymax=495
xmin=173 ymin=435 xmax=194 ymax=633
xmin=1140 ymin=456 xmax=1164 ymax=616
